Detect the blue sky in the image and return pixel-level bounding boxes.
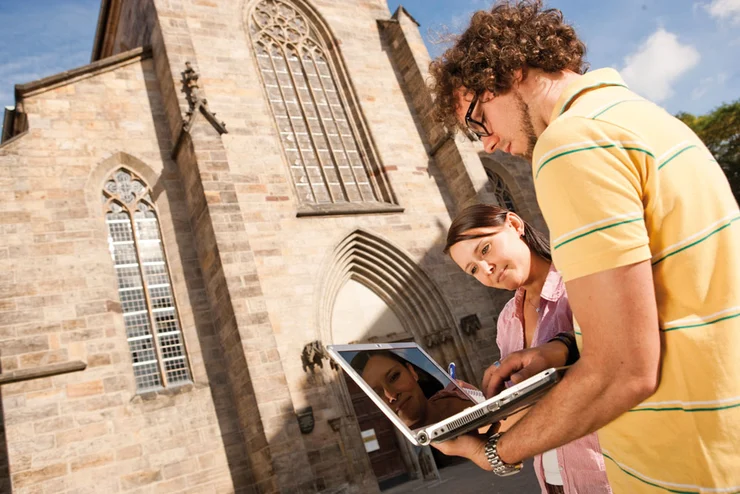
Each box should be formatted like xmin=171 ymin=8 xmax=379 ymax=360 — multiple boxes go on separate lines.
xmin=0 ymin=0 xmax=99 ymax=109
xmin=0 ymin=0 xmax=738 ymax=119
xmin=388 ymin=0 xmax=740 ymax=115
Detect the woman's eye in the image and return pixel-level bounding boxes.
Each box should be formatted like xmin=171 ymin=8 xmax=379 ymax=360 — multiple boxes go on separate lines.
xmin=482 ymin=244 xmax=490 ymax=255
xmin=471 ymin=266 xmax=478 ymax=275
xmin=389 ymin=371 xmax=400 ymax=383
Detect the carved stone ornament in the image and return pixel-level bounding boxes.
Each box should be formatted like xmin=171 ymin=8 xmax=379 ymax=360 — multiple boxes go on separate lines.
xmin=300 ymin=340 xmax=338 ymax=373
xmin=460 ymin=314 xmax=482 ymax=336
xmin=180 ymin=61 xmax=227 ymax=134
xmin=297 ymin=406 xmax=315 ymax=434
xmin=424 ymin=329 xmax=452 ymax=348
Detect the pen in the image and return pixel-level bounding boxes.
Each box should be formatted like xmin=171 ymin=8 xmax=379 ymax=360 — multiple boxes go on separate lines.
xmin=448 ymin=362 xmax=456 ymax=380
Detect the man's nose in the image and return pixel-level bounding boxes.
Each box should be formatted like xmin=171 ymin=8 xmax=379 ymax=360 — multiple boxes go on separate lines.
xmin=482 ymin=134 xmax=499 ymax=154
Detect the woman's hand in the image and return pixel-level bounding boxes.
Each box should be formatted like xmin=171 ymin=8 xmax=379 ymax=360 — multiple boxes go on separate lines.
xmin=481 ymin=341 xmax=569 ymax=398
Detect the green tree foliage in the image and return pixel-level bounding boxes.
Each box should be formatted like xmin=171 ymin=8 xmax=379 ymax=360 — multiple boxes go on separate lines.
xmin=677 ymin=100 xmax=740 ymax=202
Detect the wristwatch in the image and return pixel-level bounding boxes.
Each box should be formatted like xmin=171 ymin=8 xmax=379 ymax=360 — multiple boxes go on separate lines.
xmin=484 ymin=433 xmax=523 ymax=476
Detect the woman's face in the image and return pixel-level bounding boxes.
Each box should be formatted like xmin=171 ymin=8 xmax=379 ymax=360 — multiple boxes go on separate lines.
xmin=448 ymin=214 xmax=532 ymax=290
xmin=361 ymin=354 xmax=428 ymax=428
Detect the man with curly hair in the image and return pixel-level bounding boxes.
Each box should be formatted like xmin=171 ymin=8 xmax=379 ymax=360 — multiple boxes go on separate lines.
xmin=429 ymin=1 xmax=740 ymax=493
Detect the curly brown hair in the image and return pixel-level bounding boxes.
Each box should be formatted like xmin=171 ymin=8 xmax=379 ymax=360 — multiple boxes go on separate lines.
xmin=429 ymin=0 xmax=588 ymax=131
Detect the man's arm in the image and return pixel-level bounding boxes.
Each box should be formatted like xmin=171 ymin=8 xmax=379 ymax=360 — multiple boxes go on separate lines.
xmin=495 ymin=259 xmax=661 ymax=463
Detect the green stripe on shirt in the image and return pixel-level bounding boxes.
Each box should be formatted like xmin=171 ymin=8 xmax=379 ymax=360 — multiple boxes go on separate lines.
xmin=658 ymin=145 xmax=698 ymax=170
xmin=590 ymin=98 xmax=645 ymax=119
xmin=536 ymin=144 xmax=654 ymax=179
xmin=553 ymin=217 xmax=643 ymax=250
xmin=602 ymin=453 xmax=700 ymax=494
xmin=662 ymin=311 xmax=740 ymax=332
xmin=652 ymin=216 xmax=740 ymax=265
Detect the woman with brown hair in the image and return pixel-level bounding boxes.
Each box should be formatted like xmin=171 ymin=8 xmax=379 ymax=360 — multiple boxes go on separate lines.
xmin=440 ymin=204 xmax=610 ymax=494
xmin=350 ymin=350 xmax=473 ymax=430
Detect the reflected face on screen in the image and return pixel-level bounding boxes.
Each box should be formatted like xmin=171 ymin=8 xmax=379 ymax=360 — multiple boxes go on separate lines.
xmin=360 ymin=354 xmax=428 ymax=428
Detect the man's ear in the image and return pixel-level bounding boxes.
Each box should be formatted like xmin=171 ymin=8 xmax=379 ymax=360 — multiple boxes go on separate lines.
xmin=480 ymin=89 xmax=495 ymax=104
xmin=513 ymin=68 xmax=527 ymax=87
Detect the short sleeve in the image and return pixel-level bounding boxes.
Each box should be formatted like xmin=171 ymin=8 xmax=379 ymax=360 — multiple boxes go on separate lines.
xmin=533 ymin=117 xmax=654 ymax=281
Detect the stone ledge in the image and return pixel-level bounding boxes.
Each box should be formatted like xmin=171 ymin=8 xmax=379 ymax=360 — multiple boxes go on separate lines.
xmin=0 ymin=360 xmax=86 ymax=386
xmin=130 ymin=381 xmax=210 ymax=402
xmin=296 ymin=203 xmax=404 ymax=218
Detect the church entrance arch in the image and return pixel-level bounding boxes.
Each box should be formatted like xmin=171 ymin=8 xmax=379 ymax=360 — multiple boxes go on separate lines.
xmin=318 ymin=229 xmax=471 ymax=487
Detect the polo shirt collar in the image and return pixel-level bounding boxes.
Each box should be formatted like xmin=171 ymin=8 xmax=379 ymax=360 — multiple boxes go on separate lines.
xmin=549 ymin=68 xmax=628 ymax=122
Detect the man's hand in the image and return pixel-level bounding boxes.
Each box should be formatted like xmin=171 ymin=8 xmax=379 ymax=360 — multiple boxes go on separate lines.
xmin=431 ymin=424 xmax=499 ymax=471
xmin=432 ymin=433 xmax=489 ymax=470
xmin=493 ymin=261 xmax=661 ymax=464
xmin=481 ymin=340 xmax=569 ymax=398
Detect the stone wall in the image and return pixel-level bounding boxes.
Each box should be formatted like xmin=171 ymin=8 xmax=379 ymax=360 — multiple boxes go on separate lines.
xmin=481 ymin=150 xmax=547 ymax=234
xmin=0 ymin=52 xmax=241 ymax=494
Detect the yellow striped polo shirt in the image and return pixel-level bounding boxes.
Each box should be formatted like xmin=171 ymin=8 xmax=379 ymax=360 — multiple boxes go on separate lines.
xmin=533 ymin=68 xmax=740 ymax=493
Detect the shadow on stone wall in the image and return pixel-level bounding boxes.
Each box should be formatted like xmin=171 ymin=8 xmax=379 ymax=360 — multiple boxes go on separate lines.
xmin=154 ymin=170 xmax=256 ymax=492
xmin=146 ymin=84 xmax=256 ymax=490
xmin=0 ymin=359 xmax=10 ymax=493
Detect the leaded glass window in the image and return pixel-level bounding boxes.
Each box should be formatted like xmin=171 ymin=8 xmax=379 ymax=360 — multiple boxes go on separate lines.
xmin=486 ymin=170 xmax=517 ymax=212
xmin=249 ymin=0 xmax=384 ymax=206
xmin=102 ymin=168 xmax=191 ymax=392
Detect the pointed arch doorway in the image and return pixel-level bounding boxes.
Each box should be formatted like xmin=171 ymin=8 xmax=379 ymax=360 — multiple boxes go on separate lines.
xmin=319 ymin=230 xmax=471 ymax=488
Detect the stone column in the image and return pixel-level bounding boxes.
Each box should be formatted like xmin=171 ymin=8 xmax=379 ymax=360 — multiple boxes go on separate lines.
xmin=148 ymin=2 xmax=316 ymax=491
xmin=378 ymin=6 xmax=497 ymax=212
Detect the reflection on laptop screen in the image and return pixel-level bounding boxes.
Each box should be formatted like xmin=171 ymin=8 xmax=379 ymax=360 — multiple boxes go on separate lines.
xmin=337 ymin=348 xmax=475 ymax=430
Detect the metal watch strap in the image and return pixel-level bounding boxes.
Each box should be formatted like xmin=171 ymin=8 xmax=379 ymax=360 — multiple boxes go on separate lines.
xmin=484 ymin=433 xmax=523 ymax=476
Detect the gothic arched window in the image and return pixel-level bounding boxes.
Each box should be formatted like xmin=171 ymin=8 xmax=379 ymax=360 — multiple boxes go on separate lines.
xmin=486 ymin=169 xmax=517 ymax=212
xmin=249 ymin=0 xmax=394 ymax=211
xmin=102 ymin=169 xmax=191 ymax=392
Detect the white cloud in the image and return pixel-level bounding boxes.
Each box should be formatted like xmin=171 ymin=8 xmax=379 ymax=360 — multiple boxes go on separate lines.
xmin=705 ymin=0 xmax=740 ymax=23
xmin=691 ymin=72 xmax=727 ymax=100
xmin=620 ymin=28 xmax=700 ymax=103
xmin=691 ymin=72 xmax=728 ymax=100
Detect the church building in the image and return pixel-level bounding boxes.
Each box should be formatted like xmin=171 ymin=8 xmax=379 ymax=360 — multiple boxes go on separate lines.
xmin=0 ymin=0 xmax=544 ymax=492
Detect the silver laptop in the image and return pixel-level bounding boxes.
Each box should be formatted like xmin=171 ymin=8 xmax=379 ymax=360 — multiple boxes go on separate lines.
xmin=327 ymin=342 xmax=563 ymax=446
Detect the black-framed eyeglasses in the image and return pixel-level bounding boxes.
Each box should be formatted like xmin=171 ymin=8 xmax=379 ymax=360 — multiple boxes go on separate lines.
xmin=465 ymin=93 xmax=492 ymax=138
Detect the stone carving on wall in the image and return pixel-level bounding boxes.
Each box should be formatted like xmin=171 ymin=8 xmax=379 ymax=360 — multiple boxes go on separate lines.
xmin=180 ymin=61 xmax=227 ymax=134
xmin=301 ymin=340 xmax=338 ymax=373
xmin=296 ymin=406 xmax=315 ymax=434
xmin=460 ymin=314 xmax=481 ymax=336
xmin=424 ymin=328 xmax=453 ymax=348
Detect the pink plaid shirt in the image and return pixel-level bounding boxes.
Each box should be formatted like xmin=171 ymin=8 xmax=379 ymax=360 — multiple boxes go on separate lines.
xmin=497 ymin=265 xmax=612 ymax=494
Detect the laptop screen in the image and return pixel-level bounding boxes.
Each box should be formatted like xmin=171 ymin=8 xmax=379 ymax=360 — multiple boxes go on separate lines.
xmin=335 ymin=347 xmax=476 ymax=431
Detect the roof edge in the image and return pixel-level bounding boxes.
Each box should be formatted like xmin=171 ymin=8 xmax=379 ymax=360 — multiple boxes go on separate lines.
xmin=391 ymin=5 xmax=421 ymax=27
xmin=17 ymin=46 xmax=152 ymax=99
xmin=91 ymin=0 xmax=113 ymax=62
